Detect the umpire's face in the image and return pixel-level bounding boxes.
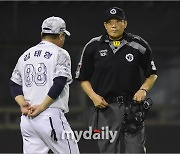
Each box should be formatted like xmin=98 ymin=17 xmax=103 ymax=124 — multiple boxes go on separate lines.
xmin=104 ymin=19 xmax=127 ymax=40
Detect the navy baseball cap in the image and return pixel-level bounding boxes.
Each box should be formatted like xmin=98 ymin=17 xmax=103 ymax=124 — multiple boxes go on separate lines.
xmin=104 ymin=7 xmax=126 ymax=22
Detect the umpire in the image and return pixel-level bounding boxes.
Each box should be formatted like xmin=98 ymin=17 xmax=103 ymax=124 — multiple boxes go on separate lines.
xmin=75 ymin=7 xmax=158 ymax=153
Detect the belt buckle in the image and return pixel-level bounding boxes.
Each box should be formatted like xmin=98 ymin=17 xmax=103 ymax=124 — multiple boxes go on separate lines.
xmin=117 ymin=96 xmax=123 ymax=104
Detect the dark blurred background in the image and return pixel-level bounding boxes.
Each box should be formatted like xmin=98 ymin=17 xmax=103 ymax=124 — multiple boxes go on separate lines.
xmin=0 ymin=1 xmax=180 ymax=153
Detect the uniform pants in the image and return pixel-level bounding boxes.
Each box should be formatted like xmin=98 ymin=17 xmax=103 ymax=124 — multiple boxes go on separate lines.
xmin=20 ymin=108 xmax=79 ymax=154
xmin=89 ymin=103 xmax=146 ymax=153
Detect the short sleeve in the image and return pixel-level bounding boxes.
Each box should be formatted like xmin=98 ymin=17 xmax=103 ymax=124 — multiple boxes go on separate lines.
xmin=10 ymin=58 xmax=22 ymax=85
xmin=140 ymin=42 xmax=157 ymax=77
xmin=75 ymin=42 xmax=95 ymax=81
xmin=54 ymin=51 xmax=72 ymax=84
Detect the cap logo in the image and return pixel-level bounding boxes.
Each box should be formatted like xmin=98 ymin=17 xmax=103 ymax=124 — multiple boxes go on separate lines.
xmin=110 ymin=9 xmax=117 ymax=14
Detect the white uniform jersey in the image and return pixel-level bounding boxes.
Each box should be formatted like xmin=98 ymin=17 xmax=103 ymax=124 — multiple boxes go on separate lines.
xmin=11 ymin=41 xmax=72 ymax=113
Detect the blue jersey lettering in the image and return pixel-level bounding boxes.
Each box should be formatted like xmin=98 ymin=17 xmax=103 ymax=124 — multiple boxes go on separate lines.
xmin=44 ymin=52 xmax=52 ymax=59
xmin=24 ymin=53 xmax=30 ymax=61
xmin=34 ymin=50 xmax=42 ymax=57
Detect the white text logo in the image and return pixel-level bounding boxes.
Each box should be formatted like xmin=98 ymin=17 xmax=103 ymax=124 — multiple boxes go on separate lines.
xmin=61 ymin=126 xmax=117 ymax=143
xmin=99 ymin=50 xmax=108 ymax=57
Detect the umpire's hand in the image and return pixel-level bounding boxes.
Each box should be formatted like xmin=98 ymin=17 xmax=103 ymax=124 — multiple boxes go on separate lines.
xmin=90 ymin=93 xmax=109 ymax=109
xmin=133 ymin=89 xmax=147 ymax=103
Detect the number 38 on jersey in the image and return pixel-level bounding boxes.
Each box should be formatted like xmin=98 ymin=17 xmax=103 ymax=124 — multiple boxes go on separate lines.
xmin=24 ymin=63 xmax=47 ymax=87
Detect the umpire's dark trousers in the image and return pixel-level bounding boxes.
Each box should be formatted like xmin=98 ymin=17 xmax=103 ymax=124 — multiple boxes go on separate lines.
xmin=89 ymin=102 xmax=146 ymax=153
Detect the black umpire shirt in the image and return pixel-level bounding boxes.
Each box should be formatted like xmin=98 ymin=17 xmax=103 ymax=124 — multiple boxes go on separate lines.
xmin=75 ymin=32 xmax=157 ymax=98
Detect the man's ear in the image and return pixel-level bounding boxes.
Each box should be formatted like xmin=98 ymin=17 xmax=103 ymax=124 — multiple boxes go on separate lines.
xmin=124 ymin=20 xmax=128 ymax=29
xmin=104 ymin=22 xmax=107 ymax=30
xmin=59 ymin=34 xmax=64 ymax=40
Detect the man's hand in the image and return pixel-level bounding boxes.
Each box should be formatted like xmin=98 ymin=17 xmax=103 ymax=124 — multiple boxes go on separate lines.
xmin=91 ymin=93 xmax=109 ymax=109
xmin=133 ymin=74 xmax=157 ymax=103
xmin=28 ymin=105 xmax=45 ymax=117
xmin=133 ymin=89 xmax=147 ymax=103
xmin=20 ymin=102 xmax=31 ymax=115
xmin=28 ymin=95 xmax=54 ymax=117
xmin=80 ymin=81 xmax=109 ymax=109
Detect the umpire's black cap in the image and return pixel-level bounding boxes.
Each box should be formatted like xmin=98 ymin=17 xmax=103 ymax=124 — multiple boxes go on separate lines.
xmin=104 ymin=7 xmax=126 ymax=22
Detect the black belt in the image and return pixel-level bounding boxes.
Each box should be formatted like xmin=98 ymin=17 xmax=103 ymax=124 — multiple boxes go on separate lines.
xmin=106 ymin=95 xmax=132 ymax=104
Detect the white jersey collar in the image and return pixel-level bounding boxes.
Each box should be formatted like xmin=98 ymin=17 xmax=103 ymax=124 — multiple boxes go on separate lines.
xmin=38 ymin=41 xmax=56 ymax=46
